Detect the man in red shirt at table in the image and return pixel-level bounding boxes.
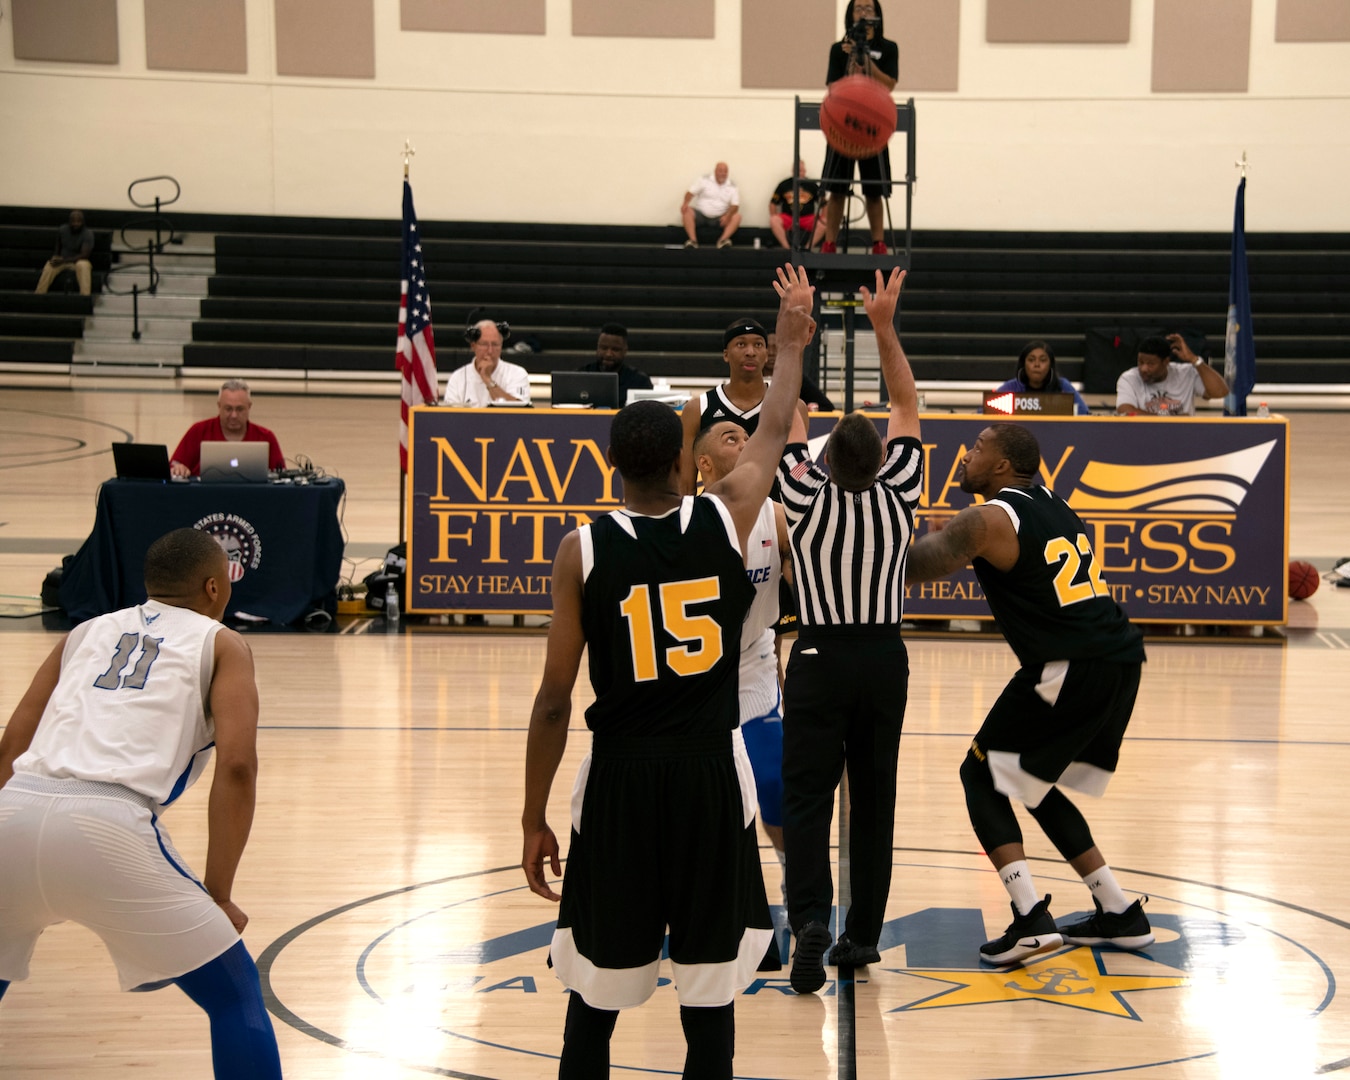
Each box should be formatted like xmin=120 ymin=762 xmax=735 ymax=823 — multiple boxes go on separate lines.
xmin=170 ymin=379 xmax=285 ymax=478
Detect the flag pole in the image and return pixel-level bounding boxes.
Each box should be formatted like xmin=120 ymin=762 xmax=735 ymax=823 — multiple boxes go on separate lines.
xmin=399 ymin=139 xmax=415 ymax=544
xmin=1223 ymin=151 xmax=1256 ymax=416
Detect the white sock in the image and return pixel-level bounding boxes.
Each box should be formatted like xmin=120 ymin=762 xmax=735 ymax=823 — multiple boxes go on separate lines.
xmin=999 ymin=860 xmax=1039 ymax=915
xmin=1082 ymin=865 xmax=1131 ymax=914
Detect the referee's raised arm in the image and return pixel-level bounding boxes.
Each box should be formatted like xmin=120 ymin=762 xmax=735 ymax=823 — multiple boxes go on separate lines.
xmin=861 ymin=268 xmax=918 ymax=443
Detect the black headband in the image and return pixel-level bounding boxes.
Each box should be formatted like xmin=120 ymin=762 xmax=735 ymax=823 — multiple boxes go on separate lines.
xmin=723 ymin=321 xmax=767 ymax=349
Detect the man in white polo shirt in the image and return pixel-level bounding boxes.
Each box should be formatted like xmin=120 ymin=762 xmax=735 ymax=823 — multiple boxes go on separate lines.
xmin=681 ymin=162 xmax=742 ymax=250
xmin=443 ymin=317 xmax=531 ymax=407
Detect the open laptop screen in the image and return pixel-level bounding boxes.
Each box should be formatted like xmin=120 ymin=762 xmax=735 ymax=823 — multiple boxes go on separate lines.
xmin=199 ymin=441 xmax=270 ymax=483
xmin=551 ymin=371 xmax=621 ymax=409
xmin=111 ymin=442 xmax=171 ymax=481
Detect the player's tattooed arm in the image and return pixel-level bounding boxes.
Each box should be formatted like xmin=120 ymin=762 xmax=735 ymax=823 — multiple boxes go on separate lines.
xmin=905 ymin=506 xmax=989 ymax=583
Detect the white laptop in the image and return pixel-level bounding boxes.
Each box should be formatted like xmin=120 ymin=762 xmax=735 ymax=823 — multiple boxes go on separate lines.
xmin=200 ymin=441 xmax=271 ymax=483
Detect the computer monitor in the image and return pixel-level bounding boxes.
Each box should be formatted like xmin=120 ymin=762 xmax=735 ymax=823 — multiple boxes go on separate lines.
xmin=982 ymin=390 xmax=1077 ymax=417
xmin=625 ymin=387 xmax=687 ymax=407
xmin=550 ymin=371 xmax=621 ymax=409
xmin=200 ymin=441 xmax=270 ymax=483
xmin=111 ymin=442 xmax=171 ymax=481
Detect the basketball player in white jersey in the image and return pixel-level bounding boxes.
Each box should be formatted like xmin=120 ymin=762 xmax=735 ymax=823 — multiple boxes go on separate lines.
xmin=0 ymin=527 xmax=282 ymax=1079
xmin=695 ymin=420 xmax=792 ymax=972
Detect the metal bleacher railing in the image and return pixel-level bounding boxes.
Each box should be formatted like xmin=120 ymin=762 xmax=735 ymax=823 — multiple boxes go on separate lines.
xmin=103 ymin=175 xmax=182 ymax=341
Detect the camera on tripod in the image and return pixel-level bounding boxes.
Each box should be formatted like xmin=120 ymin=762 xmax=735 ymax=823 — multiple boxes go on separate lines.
xmin=846 ymin=16 xmax=880 ymax=62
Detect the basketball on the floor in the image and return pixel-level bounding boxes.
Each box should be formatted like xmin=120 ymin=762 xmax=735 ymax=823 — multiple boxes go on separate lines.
xmin=820 ymin=74 xmax=896 ymax=159
xmin=1288 ymin=560 xmax=1320 ymax=600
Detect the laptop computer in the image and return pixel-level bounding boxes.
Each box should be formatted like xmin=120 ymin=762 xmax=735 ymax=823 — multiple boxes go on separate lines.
xmin=551 ymin=371 xmax=621 ymax=408
xmin=983 ymin=390 xmax=1077 ymax=416
xmin=111 ymin=442 xmax=171 ymax=481
xmin=200 ymin=441 xmax=271 ymax=483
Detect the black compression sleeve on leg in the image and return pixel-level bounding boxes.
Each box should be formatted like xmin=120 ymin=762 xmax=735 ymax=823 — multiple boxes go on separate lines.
xmin=680 ymin=1003 xmax=735 ymax=1080
xmin=559 ymin=991 xmax=619 ymax=1080
xmin=1026 ymin=785 xmax=1095 ymax=862
xmin=960 ymin=750 xmax=1023 ymax=853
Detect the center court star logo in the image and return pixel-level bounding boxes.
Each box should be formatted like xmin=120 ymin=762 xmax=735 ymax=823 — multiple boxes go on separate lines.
xmin=890 ymin=946 xmax=1188 ymax=1020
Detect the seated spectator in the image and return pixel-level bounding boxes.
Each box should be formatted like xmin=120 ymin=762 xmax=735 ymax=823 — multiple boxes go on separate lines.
xmin=766 ymin=332 xmax=835 ymax=411
xmin=34 ymin=210 xmax=95 ymax=296
xmin=769 ymin=160 xmax=827 ymax=251
xmin=681 ymin=162 xmax=741 ymax=249
xmin=1116 ymin=333 xmax=1228 ymax=416
xmin=994 ymin=340 xmax=1090 ymax=415
xmin=578 ymin=323 xmax=652 ymax=394
xmin=443 ymin=318 xmax=531 ymax=407
xmin=170 ymin=379 xmax=285 ymax=478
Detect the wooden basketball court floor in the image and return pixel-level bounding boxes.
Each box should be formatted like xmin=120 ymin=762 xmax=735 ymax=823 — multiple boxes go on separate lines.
xmin=2 ymin=385 xmax=1350 ymax=1079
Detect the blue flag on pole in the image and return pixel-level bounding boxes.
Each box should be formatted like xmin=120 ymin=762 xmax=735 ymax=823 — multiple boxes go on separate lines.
xmin=1223 ymin=177 xmax=1256 ymax=416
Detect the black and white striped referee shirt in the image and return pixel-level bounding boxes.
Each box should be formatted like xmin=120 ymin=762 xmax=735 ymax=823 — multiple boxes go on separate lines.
xmin=776 ymin=437 xmax=924 ymax=628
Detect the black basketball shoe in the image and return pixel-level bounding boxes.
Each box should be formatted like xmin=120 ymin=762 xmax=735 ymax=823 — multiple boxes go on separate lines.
xmin=1060 ymin=896 xmax=1155 ymax=950
xmin=790 ymin=921 xmax=832 ymax=994
xmin=827 ymin=935 xmax=881 ymax=968
xmin=979 ymin=895 xmax=1063 ymax=965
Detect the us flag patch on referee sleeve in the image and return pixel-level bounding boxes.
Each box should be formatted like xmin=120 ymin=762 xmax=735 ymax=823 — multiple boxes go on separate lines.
xmin=790 ymin=459 xmax=811 ymax=480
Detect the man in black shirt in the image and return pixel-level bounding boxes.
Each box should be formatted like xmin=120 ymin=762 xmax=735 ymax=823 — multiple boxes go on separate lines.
xmin=905 ymin=424 xmax=1153 ymax=965
xmin=820 ymin=1 xmax=899 ymax=255
xmin=578 ymin=323 xmax=653 ymax=396
xmin=35 ymin=210 xmax=95 ymax=296
xmin=522 ymin=265 xmax=817 ymax=1079
xmin=769 ymin=160 xmax=826 ymax=251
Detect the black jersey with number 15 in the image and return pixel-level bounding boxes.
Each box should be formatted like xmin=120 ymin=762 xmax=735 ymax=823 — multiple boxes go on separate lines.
xmin=579 ymin=496 xmax=755 ymax=738
xmin=973 ymin=485 xmax=1145 ymax=669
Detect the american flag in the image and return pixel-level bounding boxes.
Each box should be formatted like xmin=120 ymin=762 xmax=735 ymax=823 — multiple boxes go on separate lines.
xmin=396 ymin=179 xmax=438 ymax=472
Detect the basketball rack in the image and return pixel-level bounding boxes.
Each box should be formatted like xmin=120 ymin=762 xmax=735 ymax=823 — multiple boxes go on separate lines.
xmin=790 ymin=96 xmax=917 ymax=412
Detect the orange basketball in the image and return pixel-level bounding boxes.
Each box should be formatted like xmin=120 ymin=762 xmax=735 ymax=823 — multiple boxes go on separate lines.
xmin=1288 ymin=560 xmax=1320 ymax=600
xmin=821 ymin=74 xmax=896 ymax=159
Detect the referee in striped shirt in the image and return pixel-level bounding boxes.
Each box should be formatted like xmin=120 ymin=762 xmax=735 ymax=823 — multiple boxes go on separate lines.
xmin=776 ymin=267 xmax=923 ymax=994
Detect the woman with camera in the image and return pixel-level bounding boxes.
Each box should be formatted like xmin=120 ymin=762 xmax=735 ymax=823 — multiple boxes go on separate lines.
xmin=820 ymin=0 xmax=899 ymax=255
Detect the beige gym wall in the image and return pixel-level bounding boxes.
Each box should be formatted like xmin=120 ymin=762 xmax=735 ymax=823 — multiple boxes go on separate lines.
xmin=1 ymin=0 xmax=1348 ymax=231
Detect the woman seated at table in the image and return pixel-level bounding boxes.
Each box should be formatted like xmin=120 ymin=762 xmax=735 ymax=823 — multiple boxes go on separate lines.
xmin=993 ymin=340 xmax=1090 ymax=415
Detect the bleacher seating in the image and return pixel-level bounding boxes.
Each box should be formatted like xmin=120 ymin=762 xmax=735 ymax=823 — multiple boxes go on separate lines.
xmin=3 ymin=205 xmax=1348 ymax=388
xmin=0 ymin=214 xmax=112 ymax=364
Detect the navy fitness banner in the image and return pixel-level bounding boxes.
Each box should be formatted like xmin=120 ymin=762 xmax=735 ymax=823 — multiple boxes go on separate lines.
xmin=407 ymin=408 xmax=1289 ymax=624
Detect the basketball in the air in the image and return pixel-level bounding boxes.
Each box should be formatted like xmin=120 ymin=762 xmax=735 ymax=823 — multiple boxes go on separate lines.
xmin=1288 ymin=560 xmax=1320 ymax=600
xmin=821 ymin=74 xmax=896 ymax=159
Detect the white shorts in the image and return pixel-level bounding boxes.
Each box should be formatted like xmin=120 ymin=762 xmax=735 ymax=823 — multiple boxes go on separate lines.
xmin=0 ymin=775 xmax=240 ymax=991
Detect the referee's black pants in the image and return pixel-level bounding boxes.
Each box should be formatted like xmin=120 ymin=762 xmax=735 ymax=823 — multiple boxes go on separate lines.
xmin=780 ymin=629 xmax=908 ymax=947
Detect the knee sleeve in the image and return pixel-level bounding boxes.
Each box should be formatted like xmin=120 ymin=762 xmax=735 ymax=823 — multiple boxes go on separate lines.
xmin=1026 ymin=786 xmax=1095 ymax=862
xmin=960 ymin=751 xmax=1022 ymax=853
xmin=172 ymin=940 xmax=281 ymax=1080
xmin=560 ymin=991 xmax=619 ymax=1080
xmin=741 ymin=714 xmax=784 ymax=828
xmin=680 ymin=1003 xmax=735 ymax=1080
